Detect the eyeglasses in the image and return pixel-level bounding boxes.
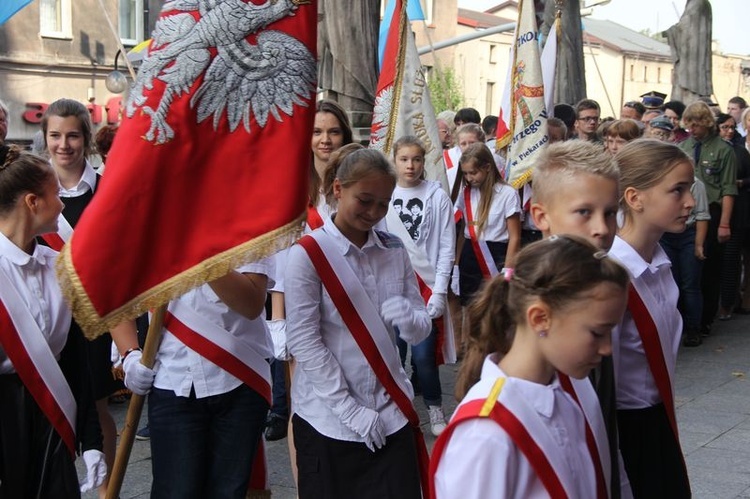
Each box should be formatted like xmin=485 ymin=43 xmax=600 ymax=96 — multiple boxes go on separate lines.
xmin=719 ymin=124 xmax=736 ymax=130
xmin=578 ymin=116 xmax=600 ymax=123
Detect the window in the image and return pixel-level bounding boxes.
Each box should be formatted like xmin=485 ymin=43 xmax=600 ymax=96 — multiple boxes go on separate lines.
xmin=489 ymin=44 xmax=497 ymax=64
xmin=419 ymin=0 xmax=434 ymax=25
xmin=40 ymin=0 xmax=72 ymax=39
xmin=629 ymin=64 xmax=634 ymax=81
xmin=657 ymin=67 xmax=662 ymax=83
xmin=119 ymin=0 xmax=144 ymax=46
xmin=486 ymin=82 xmax=495 ymax=116
xmin=643 ymin=66 xmax=648 ymax=82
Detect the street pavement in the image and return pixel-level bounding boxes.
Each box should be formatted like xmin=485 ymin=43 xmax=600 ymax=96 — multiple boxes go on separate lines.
xmin=82 ymin=312 xmax=750 ymax=498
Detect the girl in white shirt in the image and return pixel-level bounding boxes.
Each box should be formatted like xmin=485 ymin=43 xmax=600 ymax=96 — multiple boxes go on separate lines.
xmin=0 ymin=146 xmax=106 ymax=497
xmin=431 ymin=235 xmax=629 ymax=499
xmin=285 ymin=148 xmax=431 ymax=499
xmin=454 ymin=143 xmax=521 ymax=350
xmin=610 ymin=139 xmax=695 ymax=497
xmin=384 ymin=136 xmax=456 ymax=437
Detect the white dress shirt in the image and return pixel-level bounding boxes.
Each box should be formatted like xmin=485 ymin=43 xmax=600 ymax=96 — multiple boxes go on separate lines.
xmin=153 ymin=258 xmax=275 ymax=398
xmin=285 ymin=217 xmax=431 ymax=441
xmin=434 ymin=355 xmax=595 ymax=499
xmin=455 ymin=183 xmax=521 ymax=241
xmin=0 ymin=233 xmax=71 ymax=373
xmin=58 ymin=160 xmax=97 ymax=198
xmin=609 ymin=236 xmax=682 ymax=409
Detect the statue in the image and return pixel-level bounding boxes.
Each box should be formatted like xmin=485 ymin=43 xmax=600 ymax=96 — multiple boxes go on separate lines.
xmin=540 ymin=0 xmax=586 ymax=106
xmin=317 ymin=0 xmax=380 ymax=127
xmin=665 ymin=0 xmax=713 ymax=103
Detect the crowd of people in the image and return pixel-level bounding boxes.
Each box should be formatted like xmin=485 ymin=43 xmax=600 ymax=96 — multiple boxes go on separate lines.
xmin=0 ymin=88 xmax=747 ymax=499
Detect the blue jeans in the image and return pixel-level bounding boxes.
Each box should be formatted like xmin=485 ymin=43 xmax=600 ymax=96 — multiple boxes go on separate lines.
xmin=660 ymin=225 xmax=703 ymax=329
xmin=397 ymin=324 xmax=442 ymax=407
xmin=148 ymin=384 xmax=269 ymax=499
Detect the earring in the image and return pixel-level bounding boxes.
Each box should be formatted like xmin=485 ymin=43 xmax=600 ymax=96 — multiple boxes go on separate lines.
xmin=538 ymin=330 xmax=548 ymax=338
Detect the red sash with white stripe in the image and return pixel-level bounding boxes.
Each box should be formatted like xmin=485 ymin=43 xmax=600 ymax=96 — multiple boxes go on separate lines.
xmin=463 ymin=186 xmax=500 ymax=278
xmin=429 ymin=379 xmax=568 ymax=499
xmin=0 ymin=272 xmax=77 ymax=456
xmin=627 ymin=285 xmax=688 ymax=473
xmin=442 ymin=150 xmax=454 ymax=170
xmin=306 ymin=201 xmax=325 ymax=230
xmin=298 ymin=234 xmax=430 ymax=494
xmin=40 ymin=214 xmax=74 ymax=251
xmin=162 ymin=303 xmax=272 ymax=405
xmin=558 ymin=373 xmax=608 ymax=499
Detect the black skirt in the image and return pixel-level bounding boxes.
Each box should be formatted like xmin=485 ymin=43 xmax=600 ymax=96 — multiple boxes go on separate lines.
xmin=0 ymin=374 xmax=80 ymax=499
xmin=458 ymin=240 xmax=508 ymax=306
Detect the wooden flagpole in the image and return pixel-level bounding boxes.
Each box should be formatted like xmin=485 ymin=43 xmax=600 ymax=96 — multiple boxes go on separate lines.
xmin=105 ymin=304 xmax=167 ymax=499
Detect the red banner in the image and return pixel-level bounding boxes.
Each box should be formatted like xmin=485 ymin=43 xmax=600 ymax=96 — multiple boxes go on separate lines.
xmin=58 ymin=1 xmax=318 ymax=336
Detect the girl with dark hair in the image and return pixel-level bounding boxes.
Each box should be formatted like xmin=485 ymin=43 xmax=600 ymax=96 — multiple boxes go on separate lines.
xmin=0 ymin=146 xmax=106 ymax=497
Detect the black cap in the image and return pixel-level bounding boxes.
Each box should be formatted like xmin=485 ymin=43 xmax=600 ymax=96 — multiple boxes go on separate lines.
xmin=640 ymin=91 xmax=667 ymax=109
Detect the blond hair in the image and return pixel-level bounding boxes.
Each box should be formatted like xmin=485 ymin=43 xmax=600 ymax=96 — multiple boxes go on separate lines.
xmin=532 ymin=140 xmax=619 ymax=205
xmin=615 ymin=138 xmax=691 ymax=219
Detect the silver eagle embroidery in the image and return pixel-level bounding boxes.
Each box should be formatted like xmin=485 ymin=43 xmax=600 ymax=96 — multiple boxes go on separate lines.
xmin=127 ymin=0 xmax=315 ymax=145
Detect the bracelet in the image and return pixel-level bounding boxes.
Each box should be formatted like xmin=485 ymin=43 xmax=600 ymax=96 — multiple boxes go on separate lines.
xmin=719 ymin=225 xmax=731 ymax=229
xmin=121 ymin=347 xmax=142 ymax=361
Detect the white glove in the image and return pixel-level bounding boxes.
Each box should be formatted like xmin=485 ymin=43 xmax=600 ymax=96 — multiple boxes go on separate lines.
xmin=79 ymin=449 xmax=107 ymax=493
xmin=450 ymin=265 xmax=460 ymax=296
xmin=381 ymin=296 xmax=418 ymax=342
xmin=122 ymin=350 xmax=155 ymax=396
xmin=426 ymin=293 xmax=447 ymax=319
xmin=343 ymin=406 xmax=386 ymax=452
xmin=267 ymin=319 xmax=290 ymax=361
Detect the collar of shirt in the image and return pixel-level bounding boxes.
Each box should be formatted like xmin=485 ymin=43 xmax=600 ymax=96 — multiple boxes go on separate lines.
xmin=0 ymin=231 xmax=50 ymax=267
xmin=482 ymin=354 xmax=558 ymax=418
xmin=322 ymin=214 xmax=388 ymax=256
xmin=58 ymin=160 xmax=97 ymax=197
xmin=611 ymin=235 xmax=671 ymax=279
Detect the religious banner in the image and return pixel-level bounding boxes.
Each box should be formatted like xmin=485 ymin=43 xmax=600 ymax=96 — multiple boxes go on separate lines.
xmin=370 ymin=0 xmax=449 ymax=193
xmin=57 ymin=0 xmax=318 ymax=336
xmin=496 ymin=0 xmax=550 ymax=188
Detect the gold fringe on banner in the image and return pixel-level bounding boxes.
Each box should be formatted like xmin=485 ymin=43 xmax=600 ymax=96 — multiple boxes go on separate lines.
xmin=57 ymin=214 xmax=305 ymax=339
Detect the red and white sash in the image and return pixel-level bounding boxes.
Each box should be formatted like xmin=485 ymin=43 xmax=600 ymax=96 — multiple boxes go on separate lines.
xmin=163 ymin=299 xmax=272 ymax=405
xmin=385 ymin=206 xmax=456 ymax=364
xmin=298 ymin=232 xmax=430 ymax=494
xmin=430 ymin=377 xmax=581 ymax=499
xmin=0 ymin=268 xmax=77 ymax=455
xmin=627 ymin=285 xmax=688 ymax=476
xmin=463 ymin=186 xmax=500 ymax=278
xmin=40 ymin=214 xmax=74 ymax=251
xmin=558 ymin=373 xmax=610 ymax=499
xmin=306 ymin=201 xmax=325 ymax=231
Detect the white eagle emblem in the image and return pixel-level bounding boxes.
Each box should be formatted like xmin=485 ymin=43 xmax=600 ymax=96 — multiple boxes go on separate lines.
xmin=127 ymin=0 xmax=315 ymax=145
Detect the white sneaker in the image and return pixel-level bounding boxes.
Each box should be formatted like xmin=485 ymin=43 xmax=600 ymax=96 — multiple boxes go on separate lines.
xmin=428 ymin=406 xmax=447 ymax=436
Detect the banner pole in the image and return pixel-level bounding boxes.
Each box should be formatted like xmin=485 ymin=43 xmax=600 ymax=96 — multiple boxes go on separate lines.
xmin=105 ymin=304 xmax=167 ymax=499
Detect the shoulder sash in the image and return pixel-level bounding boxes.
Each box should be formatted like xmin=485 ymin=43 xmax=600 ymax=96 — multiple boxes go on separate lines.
xmin=429 ymin=377 xmax=572 ymax=499
xmin=297 ymin=232 xmax=430 ymax=493
xmin=463 ymin=186 xmax=500 ymax=278
xmin=306 ymin=201 xmax=325 ymax=231
xmin=0 ymin=268 xmax=77 ymax=455
xmin=163 ymin=299 xmax=272 ymax=404
xmin=40 ymin=214 xmax=74 ymax=251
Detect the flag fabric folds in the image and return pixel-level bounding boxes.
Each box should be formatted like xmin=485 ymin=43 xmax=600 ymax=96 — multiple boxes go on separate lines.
xmin=496 ymin=0 xmax=551 ymax=188
xmin=0 ymin=0 xmax=32 ymax=26
xmin=57 ymin=0 xmax=318 ymax=337
xmin=378 ymin=0 xmax=426 ymax=69
xmin=370 ymin=0 xmax=449 ymax=193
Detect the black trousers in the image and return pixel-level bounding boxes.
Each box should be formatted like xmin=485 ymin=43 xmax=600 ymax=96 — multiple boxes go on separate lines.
xmin=618 ymin=404 xmax=691 ymax=499
xmin=0 ymin=374 xmax=80 ymax=499
xmin=702 ymin=203 xmax=724 ymax=326
xmin=293 ymin=414 xmax=421 ymax=499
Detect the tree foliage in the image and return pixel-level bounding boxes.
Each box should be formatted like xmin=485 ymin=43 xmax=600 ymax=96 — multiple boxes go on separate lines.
xmin=427 ymin=66 xmax=464 ymax=114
